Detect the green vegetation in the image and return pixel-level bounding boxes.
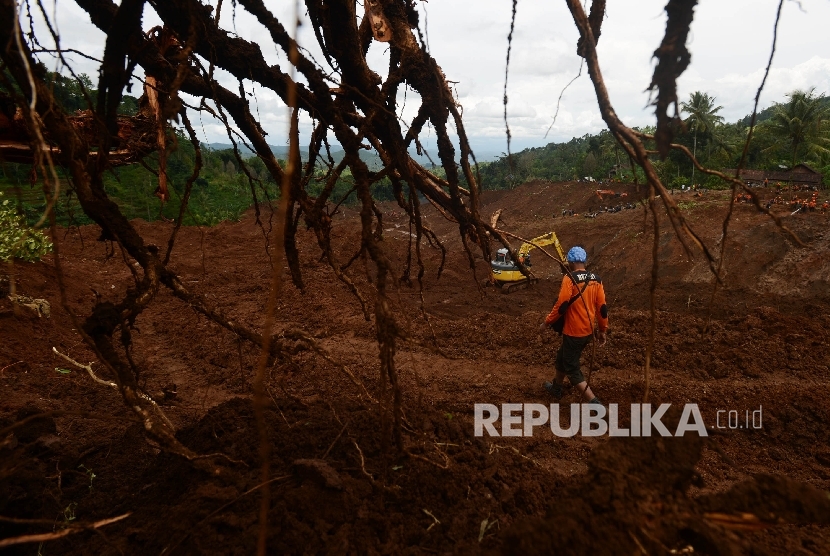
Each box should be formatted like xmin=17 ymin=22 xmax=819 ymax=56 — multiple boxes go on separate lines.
xmin=479 ymin=89 xmax=830 ymax=191
xmin=0 ymin=133 xmax=283 ymax=227
xmin=0 ymin=137 xmax=405 ymax=228
xmin=78 ymin=464 xmax=97 ymax=492
xmin=2 ymin=65 xmax=138 ymax=115
xmin=478 ymin=129 xmax=649 ymax=188
xmin=0 ymin=190 xmax=53 ymax=262
xmin=761 ymin=88 xmax=830 ymax=167
xmin=680 ymin=91 xmax=724 ymax=186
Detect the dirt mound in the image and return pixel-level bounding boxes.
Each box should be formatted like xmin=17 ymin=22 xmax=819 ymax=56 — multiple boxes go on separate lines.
xmin=412 ymin=180 xmax=830 ymax=314
xmin=0 ymin=394 xmax=563 ymax=554
xmin=114 ymin=397 xmax=565 ymax=554
xmin=504 ymin=409 xmax=830 ymax=556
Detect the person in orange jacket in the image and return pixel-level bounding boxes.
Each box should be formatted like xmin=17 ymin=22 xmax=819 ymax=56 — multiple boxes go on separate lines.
xmin=540 ymin=246 xmax=608 ymax=405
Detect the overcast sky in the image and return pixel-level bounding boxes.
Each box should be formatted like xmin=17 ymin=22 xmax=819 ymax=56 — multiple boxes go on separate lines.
xmin=30 ymin=0 xmax=830 ymax=158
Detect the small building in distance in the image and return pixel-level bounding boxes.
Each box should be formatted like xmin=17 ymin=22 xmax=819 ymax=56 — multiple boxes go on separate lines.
xmin=723 ymin=164 xmax=824 ymax=189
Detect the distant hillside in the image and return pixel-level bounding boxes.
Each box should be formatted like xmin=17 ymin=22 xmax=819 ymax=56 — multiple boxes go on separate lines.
xmin=737 ymin=95 xmax=830 ymax=127
xmin=205 ymin=142 xmax=438 ymax=171
xmin=479 ymin=91 xmax=830 ymax=191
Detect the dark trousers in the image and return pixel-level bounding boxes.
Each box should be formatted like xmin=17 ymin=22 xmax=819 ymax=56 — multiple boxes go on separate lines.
xmin=555 ymin=334 xmax=592 ymax=385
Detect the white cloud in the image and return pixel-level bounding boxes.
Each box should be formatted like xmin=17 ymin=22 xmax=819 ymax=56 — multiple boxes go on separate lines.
xmin=710 ymin=56 xmax=830 ymax=119
xmin=467 ymin=96 xmax=537 ymax=120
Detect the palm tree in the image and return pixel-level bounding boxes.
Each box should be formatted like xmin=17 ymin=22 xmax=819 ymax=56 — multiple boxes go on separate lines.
xmin=680 ymin=91 xmax=724 ymax=185
xmin=763 ymin=88 xmax=830 ymax=167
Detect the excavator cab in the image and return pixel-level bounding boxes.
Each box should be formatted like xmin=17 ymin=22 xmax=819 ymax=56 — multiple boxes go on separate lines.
xmin=493 ymin=248 xmax=513 ymax=267
xmin=492 ymin=248 xmax=531 ymax=270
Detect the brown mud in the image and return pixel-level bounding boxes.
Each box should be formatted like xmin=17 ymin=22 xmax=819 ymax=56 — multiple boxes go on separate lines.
xmin=2 ymin=180 xmax=829 ymax=554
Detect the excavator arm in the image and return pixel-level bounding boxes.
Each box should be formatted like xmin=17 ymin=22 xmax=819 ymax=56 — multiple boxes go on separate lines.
xmin=517 ymin=231 xmax=565 ymax=261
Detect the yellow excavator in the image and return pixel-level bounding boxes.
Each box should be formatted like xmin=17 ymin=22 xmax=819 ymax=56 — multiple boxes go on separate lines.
xmin=490 ymin=231 xmax=566 ymax=293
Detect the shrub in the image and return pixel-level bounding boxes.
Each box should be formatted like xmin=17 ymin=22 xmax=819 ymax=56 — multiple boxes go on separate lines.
xmin=0 ymin=192 xmax=54 ymax=262
xmin=669 ymin=176 xmax=690 ymax=189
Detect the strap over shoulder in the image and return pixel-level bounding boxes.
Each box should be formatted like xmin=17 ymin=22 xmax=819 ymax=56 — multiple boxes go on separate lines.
xmin=570 ymin=271 xmax=600 ymax=285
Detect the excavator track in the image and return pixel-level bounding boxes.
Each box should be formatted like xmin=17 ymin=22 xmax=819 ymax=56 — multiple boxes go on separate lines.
xmin=500 ymin=278 xmax=539 ymax=294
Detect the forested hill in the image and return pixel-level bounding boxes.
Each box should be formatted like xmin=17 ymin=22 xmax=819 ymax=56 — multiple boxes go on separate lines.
xmin=479 ymin=91 xmax=830 ymax=191
xmin=737 ymin=95 xmax=830 ymax=127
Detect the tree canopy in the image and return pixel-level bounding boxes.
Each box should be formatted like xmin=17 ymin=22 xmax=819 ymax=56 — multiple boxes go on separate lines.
xmin=762 ymin=87 xmax=830 ymax=167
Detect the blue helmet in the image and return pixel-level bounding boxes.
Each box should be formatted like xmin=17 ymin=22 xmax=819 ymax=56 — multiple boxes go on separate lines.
xmin=566 ymin=246 xmax=587 ymax=263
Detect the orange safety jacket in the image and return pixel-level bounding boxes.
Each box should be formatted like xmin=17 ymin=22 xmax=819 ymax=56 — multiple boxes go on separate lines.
xmin=545 ymin=271 xmax=609 ymax=337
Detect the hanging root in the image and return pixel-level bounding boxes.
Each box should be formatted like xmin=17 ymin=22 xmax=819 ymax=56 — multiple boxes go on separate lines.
xmin=647 ymin=0 xmax=698 ymax=158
